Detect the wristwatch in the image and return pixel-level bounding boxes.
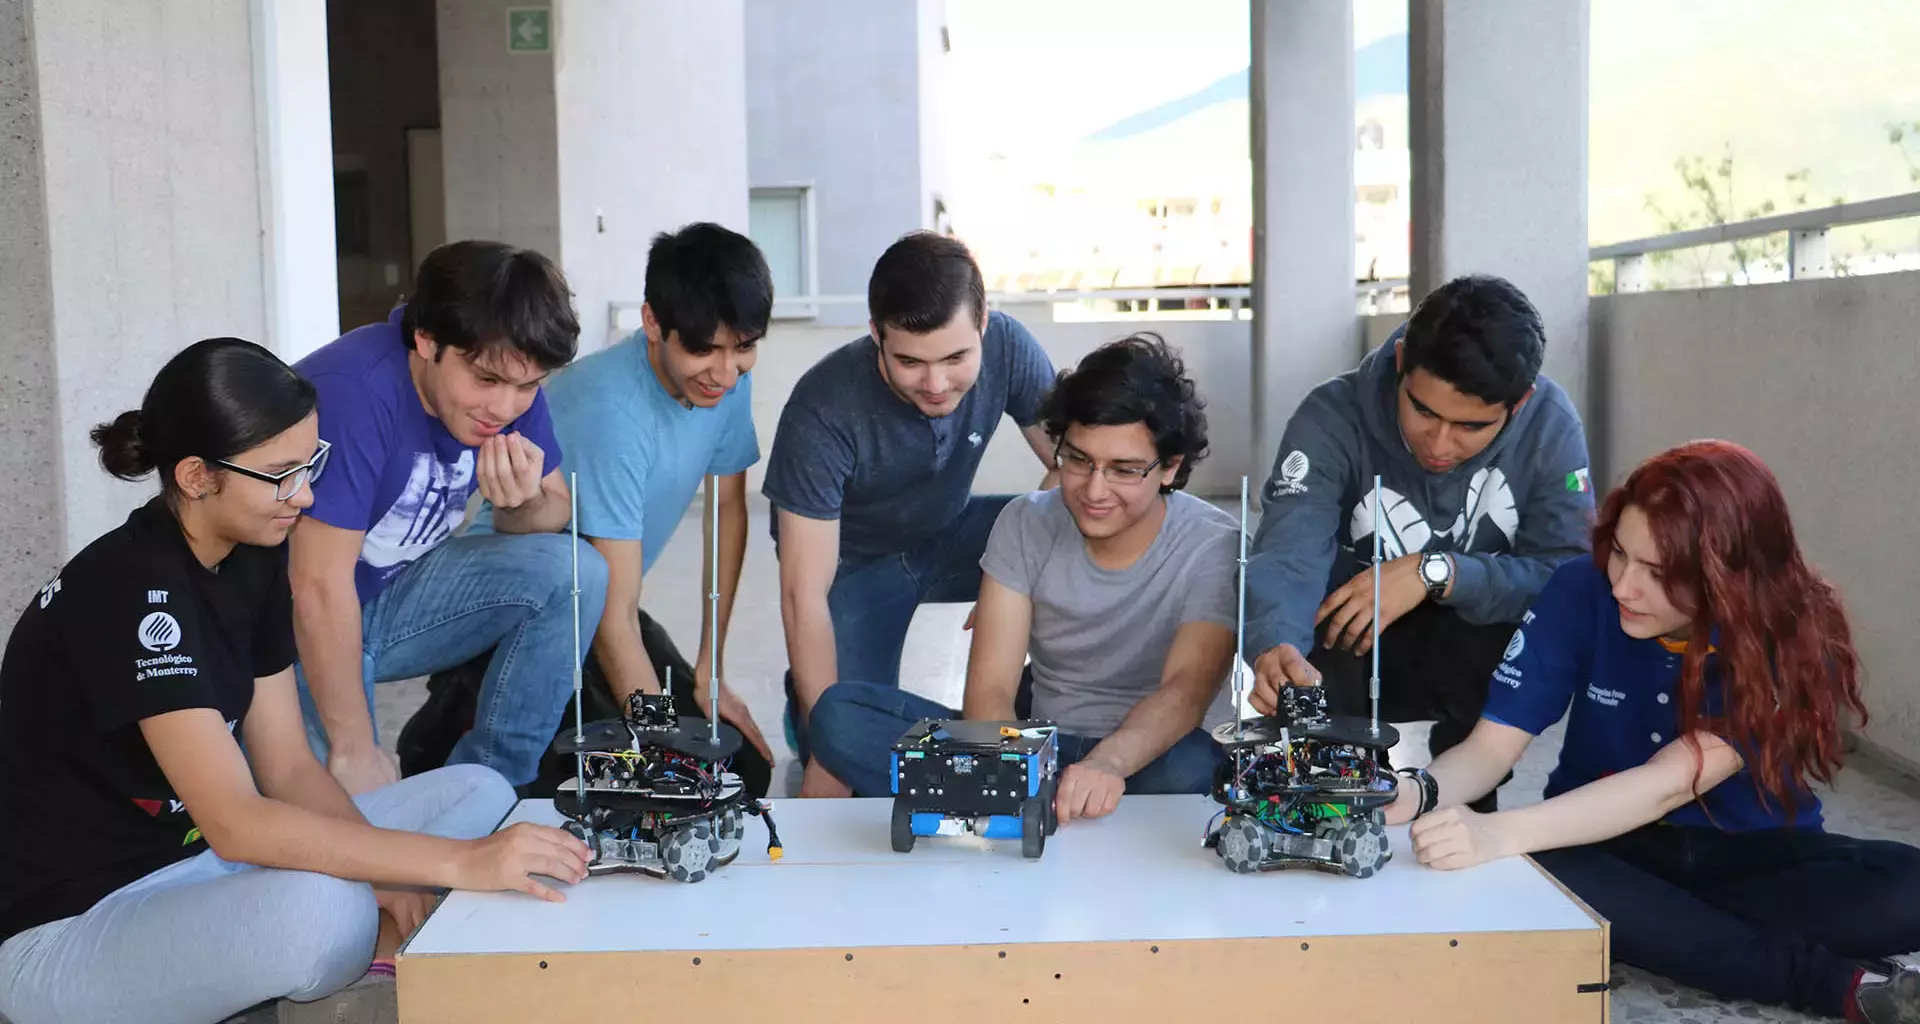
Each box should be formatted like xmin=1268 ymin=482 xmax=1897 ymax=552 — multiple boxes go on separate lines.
xmin=1397 ymin=766 xmax=1439 ymax=819
xmin=1419 ymin=551 xmax=1454 ymax=601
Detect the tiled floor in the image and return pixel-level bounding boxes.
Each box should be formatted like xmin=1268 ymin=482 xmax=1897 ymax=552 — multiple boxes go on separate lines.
xmin=367 ymin=496 xmax=1920 ymax=1024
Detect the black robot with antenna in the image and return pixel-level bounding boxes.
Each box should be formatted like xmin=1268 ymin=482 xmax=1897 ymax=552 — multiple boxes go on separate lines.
xmin=1201 ymin=475 xmax=1399 ymax=878
xmin=551 ymin=473 xmax=782 ymax=881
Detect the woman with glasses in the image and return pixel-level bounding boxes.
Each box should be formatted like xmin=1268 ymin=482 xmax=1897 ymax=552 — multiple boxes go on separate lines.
xmin=0 ymin=338 xmax=590 ymax=1024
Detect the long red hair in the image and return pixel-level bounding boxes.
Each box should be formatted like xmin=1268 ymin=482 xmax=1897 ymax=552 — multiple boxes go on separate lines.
xmin=1592 ymin=440 xmax=1866 ymax=819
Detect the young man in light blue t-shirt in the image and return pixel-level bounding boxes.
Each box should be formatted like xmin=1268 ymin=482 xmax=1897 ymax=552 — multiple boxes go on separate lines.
xmin=451 ymin=223 xmax=776 ymax=797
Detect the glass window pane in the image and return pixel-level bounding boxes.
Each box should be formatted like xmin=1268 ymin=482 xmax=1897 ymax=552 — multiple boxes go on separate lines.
xmin=750 ymin=191 xmax=806 ymax=297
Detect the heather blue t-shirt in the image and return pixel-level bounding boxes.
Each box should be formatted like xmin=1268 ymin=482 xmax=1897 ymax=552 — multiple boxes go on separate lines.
xmin=295 ymin=306 xmax=563 ymax=605
xmin=1482 ymin=557 xmax=1821 ymax=832
xmin=468 ymin=332 xmax=758 ymax=574
xmin=761 ymin=311 xmax=1055 ymax=561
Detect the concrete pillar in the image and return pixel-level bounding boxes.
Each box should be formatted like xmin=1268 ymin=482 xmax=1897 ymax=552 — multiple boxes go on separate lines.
xmin=0 ymin=0 xmax=64 ymax=613
xmin=1248 ymin=0 xmax=1358 ymax=482
xmin=251 ymin=0 xmax=341 ymax=361
xmin=438 ymin=0 xmax=750 ymax=354
xmin=1410 ymin=0 xmax=1591 ymax=416
xmin=1 ymin=0 xmax=332 ymax=621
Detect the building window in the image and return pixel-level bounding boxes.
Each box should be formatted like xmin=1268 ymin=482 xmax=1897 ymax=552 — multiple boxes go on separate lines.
xmin=749 ymin=185 xmax=817 ymax=319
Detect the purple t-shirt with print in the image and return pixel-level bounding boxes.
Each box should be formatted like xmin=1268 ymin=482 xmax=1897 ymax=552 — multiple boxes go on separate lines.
xmin=294 ymin=306 xmax=563 ymax=605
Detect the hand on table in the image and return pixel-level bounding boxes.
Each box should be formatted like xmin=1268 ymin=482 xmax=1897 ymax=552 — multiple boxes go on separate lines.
xmin=1408 ymin=806 xmax=1512 ymax=870
xmin=454 ymin=822 xmax=592 ymax=901
xmin=1054 ymin=757 xmax=1125 ymax=824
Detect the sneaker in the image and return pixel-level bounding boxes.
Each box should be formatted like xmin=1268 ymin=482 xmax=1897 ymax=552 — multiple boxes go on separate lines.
xmin=276 ymin=965 xmax=397 ymax=1024
xmin=1853 ymin=960 xmax=1920 ymax=1024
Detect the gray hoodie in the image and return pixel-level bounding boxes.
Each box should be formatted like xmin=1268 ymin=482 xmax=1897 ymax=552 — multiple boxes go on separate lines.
xmin=1244 ymin=327 xmax=1594 ymax=660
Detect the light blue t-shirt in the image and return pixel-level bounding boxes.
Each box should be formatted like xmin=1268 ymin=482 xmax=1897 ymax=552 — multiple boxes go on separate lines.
xmin=469 ymin=333 xmax=758 ymax=573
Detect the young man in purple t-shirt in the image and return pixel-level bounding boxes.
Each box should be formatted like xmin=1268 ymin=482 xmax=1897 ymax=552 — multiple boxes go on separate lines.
xmin=288 ymin=241 xmax=608 ymax=793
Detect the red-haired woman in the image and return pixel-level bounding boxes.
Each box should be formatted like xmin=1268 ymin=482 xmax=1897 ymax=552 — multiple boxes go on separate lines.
xmin=1383 ymin=439 xmax=1920 ymax=1022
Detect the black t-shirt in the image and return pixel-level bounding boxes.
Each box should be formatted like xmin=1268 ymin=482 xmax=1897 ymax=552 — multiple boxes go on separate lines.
xmin=0 ymin=498 xmax=295 ymax=942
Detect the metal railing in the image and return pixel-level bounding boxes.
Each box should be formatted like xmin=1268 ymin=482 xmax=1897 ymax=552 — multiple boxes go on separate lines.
xmin=1591 ymin=190 xmax=1920 ymax=292
xmin=610 ymin=280 xmax=1410 ymax=333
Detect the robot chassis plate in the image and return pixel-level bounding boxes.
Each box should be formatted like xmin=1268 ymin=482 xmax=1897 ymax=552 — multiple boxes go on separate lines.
xmin=552 ymin=691 xmax=782 ymax=883
xmin=889 ymin=718 xmax=1060 ymax=859
xmin=1203 ymin=685 xmax=1399 ymax=879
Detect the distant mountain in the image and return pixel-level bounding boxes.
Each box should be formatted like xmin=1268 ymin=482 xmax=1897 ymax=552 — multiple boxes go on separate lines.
xmin=1081 ymin=32 xmax=1408 ymax=143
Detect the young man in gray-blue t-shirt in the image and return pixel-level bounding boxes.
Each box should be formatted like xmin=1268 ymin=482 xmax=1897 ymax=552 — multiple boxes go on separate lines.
xmin=761 ymin=231 xmax=1057 ymax=798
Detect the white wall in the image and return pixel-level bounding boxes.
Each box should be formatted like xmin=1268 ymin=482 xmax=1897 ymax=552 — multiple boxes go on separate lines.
xmin=744 ymin=0 xmax=925 ymax=324
xmin=437 ymin=0 xmax=561 ymax=260
xmin=555 ymin=0 xmax=749 ymax=355
xmin=30 ymin=0 xmax=272 ymax=554
xmin=741 ymin=312 xmax=1255 ymax=500
xmin=1591 ymin=273 xmax=1920 ymax=770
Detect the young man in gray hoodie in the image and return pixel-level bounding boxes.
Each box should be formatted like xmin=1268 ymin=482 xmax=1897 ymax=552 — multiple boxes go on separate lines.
xmin=1243 ymin=275 xmax=1593 ymax=812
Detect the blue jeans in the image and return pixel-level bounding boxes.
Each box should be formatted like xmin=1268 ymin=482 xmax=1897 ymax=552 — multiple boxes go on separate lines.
xmin=1532 ymin=824 xmax=1920 ymax=1016
xmin=784 ymin=494 xmax=1014 ymax=763
xmin=297 ymin=531 xmax=610 ymax=786
xmin=807 ymin=679 xmax=1224 ymax=799
xmin=0 ymin=765 xmax=514 ymax=1024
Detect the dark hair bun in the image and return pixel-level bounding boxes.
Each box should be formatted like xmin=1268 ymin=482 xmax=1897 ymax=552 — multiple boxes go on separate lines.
xmin=91 ymin=409 xmax=154 ymax=480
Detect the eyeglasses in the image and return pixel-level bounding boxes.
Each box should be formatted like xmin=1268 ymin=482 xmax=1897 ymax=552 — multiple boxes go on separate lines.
xmin=216 ymin=439 xmax=330 ymax=501
xmin=1053 ymin=444 xmax=1162 ymax=485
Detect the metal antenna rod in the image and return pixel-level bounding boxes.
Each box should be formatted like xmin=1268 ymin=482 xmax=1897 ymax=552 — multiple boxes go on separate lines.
xmin=708 ymin=473 xmax=721 ymax=746
xmin=570 ymin=472 xmax=585 ymax=802
xmin=1233 ymin=474 xmax=1248 ymax=741
xmin=1369 ymin=473 xmax=1383 ymax=736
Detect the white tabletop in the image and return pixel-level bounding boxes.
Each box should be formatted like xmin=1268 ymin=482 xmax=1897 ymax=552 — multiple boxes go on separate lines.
xmin=404 ymin=795 xmax=1598 ymax=957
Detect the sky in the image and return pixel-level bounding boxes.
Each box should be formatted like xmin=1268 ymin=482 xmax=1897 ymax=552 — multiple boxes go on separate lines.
xmin=940 ymin=0 xmax=1920 ymax=268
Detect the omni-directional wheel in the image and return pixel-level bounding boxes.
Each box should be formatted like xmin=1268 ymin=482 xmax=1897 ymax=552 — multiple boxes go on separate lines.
xmin=890 ymin=797 xmax=915 ymax=853
xmin=1333 ymin=811 xmax=1390 ymax=879
xmin=1021 ymin=795 xmax=1046 ymax=859
xmin=1217 ymin=816 xmax=1269 ymax=874
xmin=664 ymin=822 xmax=718 ymax=882
xmin=713 ymin=806 xmax=745 ymax=865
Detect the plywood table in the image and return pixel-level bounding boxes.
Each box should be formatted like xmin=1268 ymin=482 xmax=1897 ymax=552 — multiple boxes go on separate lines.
xmin=399 ymin=795 xmax=1609 ymax=1023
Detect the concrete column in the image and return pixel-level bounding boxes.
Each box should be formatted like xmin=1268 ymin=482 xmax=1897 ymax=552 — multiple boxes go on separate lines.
xmin=3 ymin=0 xmax=292 ymax=612
xmin=438 ymin=1 xmax=750 ymax=354
xmin=0 ymin=0 xmax=65 ymax=614
xmin=1248 ymin=0 xmax=1358 ymax=482
xmin=252 ymin=0 xmax=341 ymax=361
xmin=1410 ymin=0 xmax=1591 ymax=416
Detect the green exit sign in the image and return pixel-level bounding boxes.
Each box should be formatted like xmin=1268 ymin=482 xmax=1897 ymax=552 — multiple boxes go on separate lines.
xmin=507 ymin=7 xmax=550 ymax=53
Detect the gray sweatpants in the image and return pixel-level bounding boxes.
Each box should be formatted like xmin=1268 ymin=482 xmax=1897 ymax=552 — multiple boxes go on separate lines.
xmin=0 ymin=764 xmax=515 ymax=1024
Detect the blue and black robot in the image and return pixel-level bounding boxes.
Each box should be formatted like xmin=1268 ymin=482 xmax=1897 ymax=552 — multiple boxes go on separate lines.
xmin=888 ymin=719 xmax=1060 ymax=858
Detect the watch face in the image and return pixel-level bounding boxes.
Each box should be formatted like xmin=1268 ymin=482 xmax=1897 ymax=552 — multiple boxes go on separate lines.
xmin=1423 ymin=556 xmax=1447 ymax=582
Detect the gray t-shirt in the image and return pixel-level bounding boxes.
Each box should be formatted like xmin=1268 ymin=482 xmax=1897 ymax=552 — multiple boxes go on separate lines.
xmin=761 ymin=310 xmax=1056 ymax=561
xmin=979 ymin=489 xmax=1241 ymax=738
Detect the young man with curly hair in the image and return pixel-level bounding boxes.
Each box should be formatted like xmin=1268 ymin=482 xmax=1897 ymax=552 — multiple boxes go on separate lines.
xmin=805 ymin=334 xmax=1240 ymax=822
